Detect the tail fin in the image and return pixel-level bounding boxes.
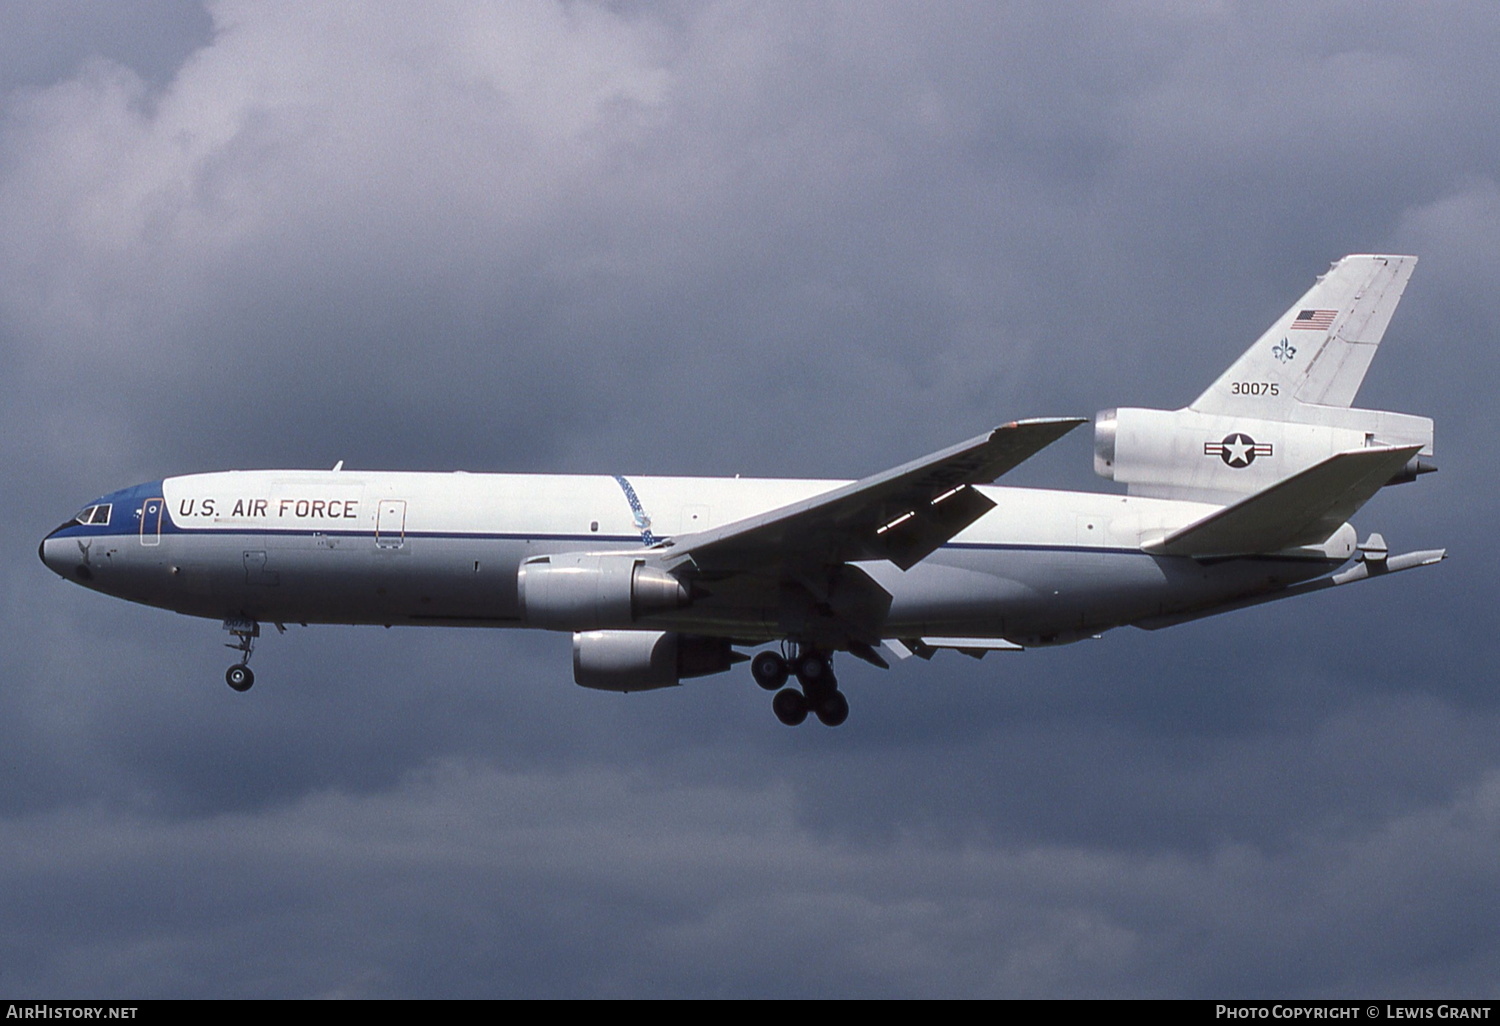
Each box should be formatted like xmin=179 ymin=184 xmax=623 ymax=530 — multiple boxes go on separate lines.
xmin=1192 ymin=254 xmax=1416 ymax=414
xmin=1095 ymin=255 xmax=1434 ymax=505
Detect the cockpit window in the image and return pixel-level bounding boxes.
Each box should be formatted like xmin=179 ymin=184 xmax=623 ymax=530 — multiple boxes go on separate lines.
xmin=74 ymin=504 xmax=112 ymax=526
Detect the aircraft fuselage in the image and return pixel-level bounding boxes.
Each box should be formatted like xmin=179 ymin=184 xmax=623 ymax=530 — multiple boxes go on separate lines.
xmin=40 ymin=468 xmax=1350 ymax=646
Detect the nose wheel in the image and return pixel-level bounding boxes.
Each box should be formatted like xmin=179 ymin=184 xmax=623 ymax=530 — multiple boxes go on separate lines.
xmin=757 ymin=648 xmax=848 ymax=727
xmin=225 ymin=664 xmax=255 ymax=692
xmin=222 ymin=618 xmax=260 ymax=692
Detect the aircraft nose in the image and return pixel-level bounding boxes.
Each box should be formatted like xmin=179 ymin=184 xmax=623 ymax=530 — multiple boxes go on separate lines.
xmin=39 ymin=522 xmax=94 ymax=582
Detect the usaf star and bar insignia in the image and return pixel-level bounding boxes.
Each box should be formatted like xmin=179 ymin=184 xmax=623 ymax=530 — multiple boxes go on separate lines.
xmin=1204 ymin=433 xmax=1273 ymax=468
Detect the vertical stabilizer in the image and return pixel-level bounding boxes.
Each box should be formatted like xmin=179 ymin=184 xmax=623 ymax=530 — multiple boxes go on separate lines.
xmin=1095 ymin=255 xmax=1433 ymax=504
xmin=1191 ymin=255 xmax=1416 ymax=415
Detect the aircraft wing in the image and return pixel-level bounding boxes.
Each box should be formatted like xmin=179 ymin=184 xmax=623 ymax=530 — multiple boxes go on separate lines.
xmin=661 ymin=418 xmax=1085 ymax=574
xmin=1144 ymin=443 xmax=1421 ymax=558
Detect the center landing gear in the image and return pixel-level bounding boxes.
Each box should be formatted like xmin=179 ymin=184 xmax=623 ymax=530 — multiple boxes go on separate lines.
xmin=756 ymin=647 xmax=850 ymax=727
xmin=223 ymin=619 xmax=259 ymax=692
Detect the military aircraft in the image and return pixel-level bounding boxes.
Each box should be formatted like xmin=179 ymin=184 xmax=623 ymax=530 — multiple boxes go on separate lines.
xmin=40 ymin=255 xmax=1444 ymax=726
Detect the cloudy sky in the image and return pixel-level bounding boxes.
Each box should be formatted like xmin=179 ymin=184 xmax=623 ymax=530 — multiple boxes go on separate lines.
xmin=2 ymin=0 xmax=1497 ymax=998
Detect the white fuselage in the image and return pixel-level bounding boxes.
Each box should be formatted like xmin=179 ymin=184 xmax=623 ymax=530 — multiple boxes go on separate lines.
xmin=42 ymin=469 xmax=1355 ymax=647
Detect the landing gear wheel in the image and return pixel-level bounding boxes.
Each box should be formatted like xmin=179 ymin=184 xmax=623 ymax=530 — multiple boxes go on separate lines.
xmin=794 ymin=651 xmax=832 ymax=687
xmin=814 ymin=689 xmax=849 ymax=727
xmin=772 ymin=687 xmax=809 ymax=726
xmin=751 ymin=651 xmax=789 ymax=691
xmin=222 ymin=620 xmax=259 ymax=692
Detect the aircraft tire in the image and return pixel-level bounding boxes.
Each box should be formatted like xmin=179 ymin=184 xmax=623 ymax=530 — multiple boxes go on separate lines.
xmin=751 ymin=651 xmax=789 ymax=690
xmin=772 ymin=687 xmax=808 ymax=726
xmin=814 ymin=690 xmax=849 ymax=727
xmin=794 ymin=651 xmax=832 ymax=687
xmin=225 ymin=665 xmax=254 ymax=692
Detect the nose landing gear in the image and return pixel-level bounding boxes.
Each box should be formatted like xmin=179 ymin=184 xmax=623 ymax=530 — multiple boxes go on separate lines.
xmin=757 ymin=647 xmax=849 ymax=727
xmin=225 ymin=663 xmax=254 ymax=692
xmin=223 ymin=618 xmax=259 ymax=692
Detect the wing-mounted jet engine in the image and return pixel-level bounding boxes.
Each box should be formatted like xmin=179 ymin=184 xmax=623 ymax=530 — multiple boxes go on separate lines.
xmin=518 ymin=551 xmax=692 ymax=630
xmin=572 ymin=630 xmax=746 ymax=692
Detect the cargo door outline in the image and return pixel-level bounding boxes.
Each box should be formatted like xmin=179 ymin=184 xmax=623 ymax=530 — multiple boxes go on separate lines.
xmin=376 ymin=499 xmax=407 ymax=549
xmin=139 ymin=497 xmax=164 ymax=547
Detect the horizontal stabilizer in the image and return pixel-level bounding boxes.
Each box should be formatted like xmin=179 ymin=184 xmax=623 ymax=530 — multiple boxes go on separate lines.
xmin=1145 ymin=444 xmax=1421 ymax=557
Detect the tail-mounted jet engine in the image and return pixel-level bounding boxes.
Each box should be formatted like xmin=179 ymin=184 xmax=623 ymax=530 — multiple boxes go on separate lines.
xmin=573 ymin=630 xmax=743 ymax=691
xmin=1094 ymin=406 xmax=1434 ymax=505
xmin=519 ymin=552 xmax=691 ymax=630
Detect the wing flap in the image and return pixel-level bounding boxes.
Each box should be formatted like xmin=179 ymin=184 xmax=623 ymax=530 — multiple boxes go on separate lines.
xmin=868 ymin=479 xmax=998 ymax=570
xmin=1145 ymin=444 xmax=1420 ymax=557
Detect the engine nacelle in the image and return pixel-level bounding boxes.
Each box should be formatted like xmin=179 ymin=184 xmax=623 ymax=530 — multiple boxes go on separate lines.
xmin=1094 ymin=405 xmax=1433 ymax=504
xmin=519 ymin=552 xmax=690 ymax=630
xmin=572 ymin=630 xmax=739 ymax=692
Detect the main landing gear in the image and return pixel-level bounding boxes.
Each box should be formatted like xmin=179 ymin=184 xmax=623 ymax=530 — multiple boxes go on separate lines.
xmin=752 ymin=647 xmax=849 ymax=728
xmin=223 ymin=618 xmax=259 ymax=692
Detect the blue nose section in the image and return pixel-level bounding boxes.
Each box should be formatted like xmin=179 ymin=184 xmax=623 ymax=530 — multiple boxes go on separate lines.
xmin=41 ymin=480 xmax=167 ymax=585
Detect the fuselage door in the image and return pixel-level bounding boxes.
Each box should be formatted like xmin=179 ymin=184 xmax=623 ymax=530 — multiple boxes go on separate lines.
xmin=139 ymin=497 xmax=164 ymax=547
xmin=376 ymin=499 xmax=407 ymax=549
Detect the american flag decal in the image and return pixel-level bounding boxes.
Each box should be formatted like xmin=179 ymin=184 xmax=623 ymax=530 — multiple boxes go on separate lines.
xmin=1290 ymin=309 xmax=1336 ymax=331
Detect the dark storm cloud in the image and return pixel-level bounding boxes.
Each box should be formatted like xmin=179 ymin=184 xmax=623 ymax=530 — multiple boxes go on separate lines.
xmin=0 ymin=0 xmax=212 ymax=92
xmin=2 ymin=0 xmax=1498 ymax=997
xmin=3 ymin=757 xmax=1497 ymax=997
